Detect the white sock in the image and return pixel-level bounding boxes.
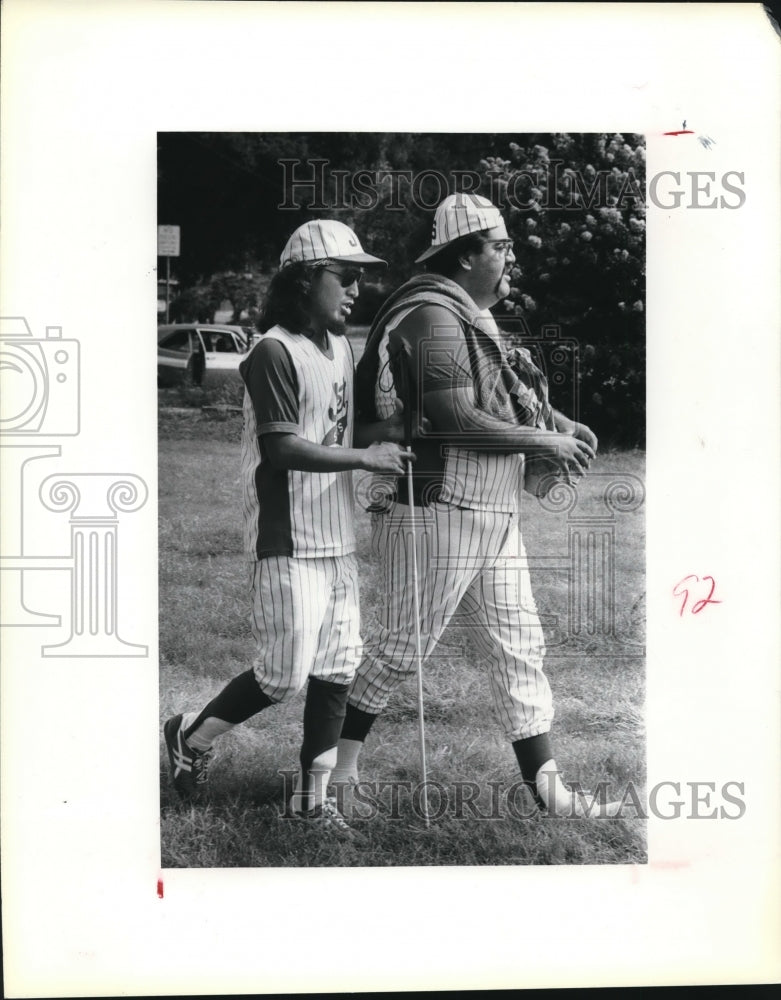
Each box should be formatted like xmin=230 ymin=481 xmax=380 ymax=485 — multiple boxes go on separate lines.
xmin=535 ymin=759 xmax=585 ymax=817
xmin=181 ymin=711 xmax=235 ymax=752
xmin=329 ymin=738 xmax=363 ymax=784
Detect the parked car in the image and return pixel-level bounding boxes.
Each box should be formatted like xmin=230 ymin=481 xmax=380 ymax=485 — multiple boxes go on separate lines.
xmin=157 ymin=324 xmax=255 ymax=387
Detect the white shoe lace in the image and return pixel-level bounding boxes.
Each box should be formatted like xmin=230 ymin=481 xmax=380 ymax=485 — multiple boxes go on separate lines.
xmin=192 ymin=749 xmax=212 ymax=784
xmin=320 ymin=797 xmax=351 ymax=830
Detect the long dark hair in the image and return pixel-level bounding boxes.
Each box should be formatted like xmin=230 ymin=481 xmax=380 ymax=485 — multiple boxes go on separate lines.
xmin=258 ymin=261 xmax=319 ymax=334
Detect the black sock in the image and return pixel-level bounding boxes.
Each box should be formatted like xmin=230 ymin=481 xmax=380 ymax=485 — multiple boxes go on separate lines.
xmin=512 ymin=732 xmax=553 ymax=787
xmin=340 ymin=702 xmax=378 ymax=743
xmin=184 ymin=669 xmax=274 ymax=739
xmin=299 ymin=677 xmax=350 ymax=809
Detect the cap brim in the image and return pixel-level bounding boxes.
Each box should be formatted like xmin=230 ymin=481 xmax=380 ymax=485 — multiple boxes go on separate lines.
xmin=329 ymin=252 xmax=387 ymax=267
xmin=414 ymin=243 xmax=444 ymax=264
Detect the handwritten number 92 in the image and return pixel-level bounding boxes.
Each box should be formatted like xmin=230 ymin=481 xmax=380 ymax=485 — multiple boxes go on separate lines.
xmin=673 ymin=575 xmax=722 ymax=617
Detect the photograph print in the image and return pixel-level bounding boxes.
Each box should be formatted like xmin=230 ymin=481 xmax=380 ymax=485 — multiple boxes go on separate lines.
xmin=157 ymin=131 xmax=647 ymax=868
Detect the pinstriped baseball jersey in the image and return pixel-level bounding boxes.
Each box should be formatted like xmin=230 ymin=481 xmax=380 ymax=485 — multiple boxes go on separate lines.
xmin=371 ymin=305 xmax=525 ymax=512
xmin=239 ymin=325 xmax=356 ymax=560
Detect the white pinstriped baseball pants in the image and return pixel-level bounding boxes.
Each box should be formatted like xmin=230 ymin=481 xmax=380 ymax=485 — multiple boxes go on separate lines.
xmin=249 ymin=554 xmax=362 ymax=702
xmin=348 ymin=501 xmax=554 ymax=741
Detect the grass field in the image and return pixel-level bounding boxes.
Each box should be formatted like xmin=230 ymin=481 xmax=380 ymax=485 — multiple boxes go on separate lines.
xmin=159 ymin=403 xmax=646 ymax=868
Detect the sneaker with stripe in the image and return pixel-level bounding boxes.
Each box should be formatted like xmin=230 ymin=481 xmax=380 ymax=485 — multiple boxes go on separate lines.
xmin=292 ymin=795 xmax=366 ymax=844
xmin=164 ymin=714 xmax=212 ymax=800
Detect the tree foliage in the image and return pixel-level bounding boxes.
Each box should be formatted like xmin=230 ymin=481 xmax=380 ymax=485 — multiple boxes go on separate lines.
xmin=479 ymin=133 xmax=646 ymax=446
xmin=169 ymin=271 xmax=272 ymax=325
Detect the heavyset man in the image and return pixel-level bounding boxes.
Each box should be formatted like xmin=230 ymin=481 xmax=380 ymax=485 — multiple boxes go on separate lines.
xmin=164 ymin=220 xmax=412 ymax=838
xmin=331 ymin=193 xmax=619 ymax=818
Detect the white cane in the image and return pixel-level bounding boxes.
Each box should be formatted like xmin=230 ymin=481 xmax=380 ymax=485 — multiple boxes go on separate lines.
xmin=405 ymin=446 xmax=430 ymax=828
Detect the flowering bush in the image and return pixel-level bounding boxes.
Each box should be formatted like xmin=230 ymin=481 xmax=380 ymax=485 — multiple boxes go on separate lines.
xmin=482 ymin=132 xmax=646 ymax=447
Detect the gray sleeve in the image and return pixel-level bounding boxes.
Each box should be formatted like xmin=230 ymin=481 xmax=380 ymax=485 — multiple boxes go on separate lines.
xmin=241 ymin=338 xmax=300 ymax=435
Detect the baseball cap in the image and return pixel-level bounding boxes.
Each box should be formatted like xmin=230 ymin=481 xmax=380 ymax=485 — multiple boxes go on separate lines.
xmin=280 ymin=220 xmax=386 ymax=268
xmin=415 ymin=193 xmax=508 ymax=263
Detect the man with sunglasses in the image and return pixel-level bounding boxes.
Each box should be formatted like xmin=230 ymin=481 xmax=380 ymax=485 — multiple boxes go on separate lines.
xmin=332 ymin=193 xmax=620 ymax=818
xmin=164 ymin=220 xmax=413 ymax=839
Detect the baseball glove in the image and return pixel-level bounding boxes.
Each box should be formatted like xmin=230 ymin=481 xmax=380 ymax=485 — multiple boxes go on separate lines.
xmin=523 ymin=454 xmax=581 ymax=499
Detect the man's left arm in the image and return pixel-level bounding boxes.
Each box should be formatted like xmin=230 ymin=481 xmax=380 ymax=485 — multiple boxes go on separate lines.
xmin=552 ymin=409 xmax=598 ymax=453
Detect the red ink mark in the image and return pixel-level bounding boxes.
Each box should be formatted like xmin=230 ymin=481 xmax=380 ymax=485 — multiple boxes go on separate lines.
xmin=673 ymin=575 xmax=722 ymax=617
xmin=663 ymin=130 xmax=695 ymax=136
xmin=157 ymin=879 xmax=164 ymax=899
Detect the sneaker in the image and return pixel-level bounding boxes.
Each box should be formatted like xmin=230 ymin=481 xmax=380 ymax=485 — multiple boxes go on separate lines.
xmin=293 ymin=795 xmax=366 ymax=845
xmin=164 ymin=714 xmax=211 ymax=800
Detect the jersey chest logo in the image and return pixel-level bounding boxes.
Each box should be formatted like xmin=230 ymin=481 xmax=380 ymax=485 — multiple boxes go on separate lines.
xmin=322 ymin=378 xmax=348 ymax=446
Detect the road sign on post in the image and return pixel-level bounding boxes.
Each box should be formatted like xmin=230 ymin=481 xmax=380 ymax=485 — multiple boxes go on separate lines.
xmin=158 ymin=225 xmax=180 ymax=257
xmin=158 ymin=225 xmax=180 ymax=322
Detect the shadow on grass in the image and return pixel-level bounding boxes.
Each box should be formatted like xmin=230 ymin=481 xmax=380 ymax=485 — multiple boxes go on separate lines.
xmin=160 ymin=753 xmax=647 ymax=870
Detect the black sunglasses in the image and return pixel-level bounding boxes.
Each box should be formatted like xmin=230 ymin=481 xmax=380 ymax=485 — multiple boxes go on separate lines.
xmin=323 ymin=267 xmax=364 ymax=287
